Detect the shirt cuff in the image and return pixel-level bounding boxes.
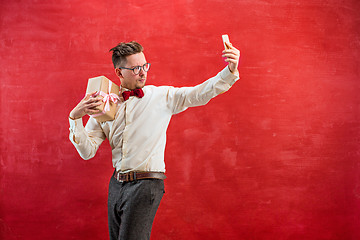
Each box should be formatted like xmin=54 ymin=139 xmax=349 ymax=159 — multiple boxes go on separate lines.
xmin=69 ymin=117 xmax=84 ymax=131
xmin=69 ymin=117 xmax=85 ymax=145
xmin=219 ymin=66 xmax=240 ymax=86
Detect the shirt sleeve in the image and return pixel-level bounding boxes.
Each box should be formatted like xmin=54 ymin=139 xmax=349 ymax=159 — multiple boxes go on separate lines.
xmin=68 ymin=116 xmax=106 ymax=160
xmin=166 ymin=66 xmax=239 ymax=114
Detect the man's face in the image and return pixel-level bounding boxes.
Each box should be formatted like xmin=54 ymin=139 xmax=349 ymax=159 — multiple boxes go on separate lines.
xmin=117 ymin=52 xmax=147 ymax=90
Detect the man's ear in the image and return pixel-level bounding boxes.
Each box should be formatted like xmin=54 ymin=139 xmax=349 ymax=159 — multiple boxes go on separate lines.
xmin=115 ymin=68 xmax=123 ymax=78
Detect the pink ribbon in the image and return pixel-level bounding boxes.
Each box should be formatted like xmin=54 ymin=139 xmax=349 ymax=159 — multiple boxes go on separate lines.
xmin=98 ymin=91 xmax=120 ymax=111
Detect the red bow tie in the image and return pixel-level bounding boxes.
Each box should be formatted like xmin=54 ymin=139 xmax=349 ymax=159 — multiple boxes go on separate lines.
xmin=122 ymin=88 xmax=144 ymax=101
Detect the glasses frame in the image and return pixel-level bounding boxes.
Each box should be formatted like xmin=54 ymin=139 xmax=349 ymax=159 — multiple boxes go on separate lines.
xmin=118 ymin=63 xmax=151 ymax=75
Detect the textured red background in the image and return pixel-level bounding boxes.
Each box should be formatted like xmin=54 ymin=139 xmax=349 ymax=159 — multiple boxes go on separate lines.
xmin=1 ymin=0 xmax=360 ymax=239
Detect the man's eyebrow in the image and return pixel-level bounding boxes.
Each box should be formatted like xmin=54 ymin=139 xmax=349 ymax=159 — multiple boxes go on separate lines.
xmin=129 ymin=63 xmax=146 ymax=68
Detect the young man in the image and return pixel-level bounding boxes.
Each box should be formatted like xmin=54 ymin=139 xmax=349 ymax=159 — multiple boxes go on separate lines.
xmin=69 ymin=41 xmax=240 ymax=240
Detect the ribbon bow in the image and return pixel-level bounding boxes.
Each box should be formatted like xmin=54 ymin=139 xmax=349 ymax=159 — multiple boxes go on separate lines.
xmin=122 ymin=88 xmax=144 ymax=101
xmin=93 ymin=81 xmax=120 ymax=112
xmin=98 ymin=91 xmax=120 ymax=111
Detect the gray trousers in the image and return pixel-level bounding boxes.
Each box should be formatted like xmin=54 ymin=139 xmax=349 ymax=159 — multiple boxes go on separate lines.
xmin=108 ymin=173 xmax=165 ymax=240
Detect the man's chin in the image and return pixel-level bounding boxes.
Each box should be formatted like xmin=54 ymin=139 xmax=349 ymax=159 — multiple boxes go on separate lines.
xmin=136 ymin=82 xmax=146 ymax=89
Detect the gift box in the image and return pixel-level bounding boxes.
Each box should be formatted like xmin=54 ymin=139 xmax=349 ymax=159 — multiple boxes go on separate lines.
xmin=86 ymin=76 xmax=120 ymax=122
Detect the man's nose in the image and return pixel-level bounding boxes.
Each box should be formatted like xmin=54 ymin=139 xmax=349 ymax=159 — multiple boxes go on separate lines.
xmin=139 ymin=68 xmax=146 ymax=75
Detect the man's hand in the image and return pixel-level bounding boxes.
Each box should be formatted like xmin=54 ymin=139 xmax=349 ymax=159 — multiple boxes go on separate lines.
xmin=222 ymin=42 xmax=240 ymax=74
xmin=69 ymin=91 xmax=103 ymax=119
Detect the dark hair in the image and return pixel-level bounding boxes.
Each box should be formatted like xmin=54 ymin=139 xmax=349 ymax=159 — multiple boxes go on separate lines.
xmin=109 ymin=41 xmax=144 ymax=68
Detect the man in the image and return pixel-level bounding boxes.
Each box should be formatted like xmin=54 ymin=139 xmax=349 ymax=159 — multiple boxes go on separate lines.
xmin=69 ymin=40 xmax=240 ymax=240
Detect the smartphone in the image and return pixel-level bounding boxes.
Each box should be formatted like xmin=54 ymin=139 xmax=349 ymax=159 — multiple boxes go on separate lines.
xmin=222 ymin=34 xmax=230 ymax=50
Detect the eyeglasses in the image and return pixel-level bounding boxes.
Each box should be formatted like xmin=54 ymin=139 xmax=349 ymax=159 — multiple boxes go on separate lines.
xmin=118 ymin=63 xmax=151 ymax=75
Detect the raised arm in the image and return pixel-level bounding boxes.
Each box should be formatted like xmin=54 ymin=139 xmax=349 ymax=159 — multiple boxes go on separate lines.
xmin=166 ymin=43 xmax=241 ymax=114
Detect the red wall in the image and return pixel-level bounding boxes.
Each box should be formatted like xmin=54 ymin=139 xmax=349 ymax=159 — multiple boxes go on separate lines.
xmin=1 ymin=0 xmax=360 ymax=239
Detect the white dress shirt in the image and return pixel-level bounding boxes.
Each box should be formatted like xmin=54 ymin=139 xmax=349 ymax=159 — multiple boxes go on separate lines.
xmin=69 ymin=66 xmax=239 ymax=173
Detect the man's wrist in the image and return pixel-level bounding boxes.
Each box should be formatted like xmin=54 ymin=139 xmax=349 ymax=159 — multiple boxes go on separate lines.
xmin=69 ymin=115 xmax=79 ymax=120
xmin=69 ymin=112 xmax=82 ymax=120
xmin=228 ymin=66 xmax=239 ymax=75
